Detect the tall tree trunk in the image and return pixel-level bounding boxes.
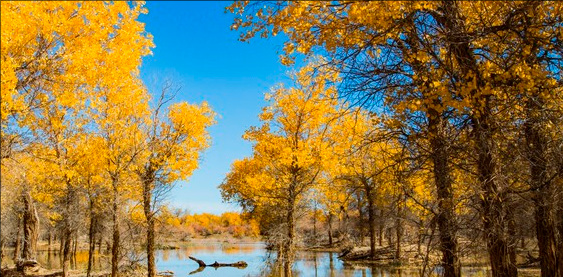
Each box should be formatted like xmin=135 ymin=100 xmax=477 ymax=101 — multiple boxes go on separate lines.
xmin=474 ymin=101 xmax=517 ymax=277
xmin=98 ymin=236 xmax=102 ymax=255
xmin=22 ymin=190 xmax=39 ymax=260
xmin=0 ymin=237 xmax=4 ymax=267
xmin=356 ymin=191 xmax=365 ymax=244
xmin=525 ymin=96 xmax=559 ymax=277
xmin=327 ymin=212 xmax=333 ymax=246
xmin=313 ymin=203 xmax=317 ymax=240
xmin=428 ymin=111 xmax=461 ymax=277
xmin=558 ymin=194 xmax=563 ymax=277
xmin=62 ymin=183 xmax=74 ymax=277
xmin=437 ymin=2 xmax=514 ymax=276
xmin=378 ymin=210 xmax=383 ymax=247
xmin=142 ymin=176 xmax=156 ymax=277
xmin=13 ymin=216 xmax=22 ymax=261
xmin=506 ymin=202 xmax=517 ymax=266
xmin=87 ymin=211 xmax=96 ymax=277
xmin=59 ymin=231 xmax=64 ymax=257
xmin=283 ymin=195 xmax=296 ymax=277
xmin=62 ymin=229 xmax=72 ymax=277
xmin=365 ymin=182 xmax=376 ymax=258
xmin=73 ymin=233 xmax=78 ymax=265
xmin=395 ymin=192 xmax=403 ymax=261
xmin=404 ymin=7 xmax=460 ymax=274
xmin=111 ymin=177 xmax=120 ymax=277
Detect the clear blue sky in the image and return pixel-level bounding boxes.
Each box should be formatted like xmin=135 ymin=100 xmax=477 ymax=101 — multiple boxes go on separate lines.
xmin=139 ymin=1 xmax=288 ymax=214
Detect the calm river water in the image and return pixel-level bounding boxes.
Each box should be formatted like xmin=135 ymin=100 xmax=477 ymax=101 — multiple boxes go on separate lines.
xmin=3 ymin=241 xmax=540 ymax=276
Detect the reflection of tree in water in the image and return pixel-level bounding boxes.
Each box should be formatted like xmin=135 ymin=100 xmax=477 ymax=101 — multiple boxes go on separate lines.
xmin=175 ymin=248 xmax=184 ymax=261
xmin=161 ymin=249 xmax=170 ymax=262
xmin=252 ymin=251 xmax=343 ymax=277
xmin=252 ymin=251 xmax=293 ymax=277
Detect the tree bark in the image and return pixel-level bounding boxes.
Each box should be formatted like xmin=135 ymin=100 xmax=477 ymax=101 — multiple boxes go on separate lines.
xmin=365 ymin=182 xmax=376 ymax=259
xmin=474 ymin=100 xmax=517 ymax=277
xmin=558 ymin=196 xmax=563 ymax=277
xmin=142 ymin=176 xmax=156 ymax=277
xmin=98 ymin=236 xmax=102 ymax=255
xmin=437 ymin=2 xmax=514 ymax=276
xmin=61 ymin=182 xmax=76 ymax=277
xmin=378 ymin=210 xmax=383 ymax=247
xmin=62 ymin=229 xmax=72 ymax=277
xmin=395 ymin=192 xmax=403 ymax=261
xmin=0 ymin=237 xmax=4 ymax=268
xmin=14 ymin=216 xmax=22 ymax=261
xmin=284 ymin=195 xmax=295 ymax=277
xmin=506 ymin=202 xmax=517 ymax=266
xmin=87 ymin=197 xmax=96 ymax=277
xmin=525 ymin=96 xmax=559 ymax=277
xmin=22 ymin=190 xmax=39 ymax=260
xmin=428 ymin=111 xmax=461 ymax=277
xmin=327 ymin=212 xmax=333 ymax=246
xmin=59 ymin=232 xmax=64 ymax=257
xmin=356 ymin=191 xmax=365 ymax=244
xmin=402 ymin=7 xmax=461 ymax=275
xmin=111 ymin=177 xmax=120 ymax=277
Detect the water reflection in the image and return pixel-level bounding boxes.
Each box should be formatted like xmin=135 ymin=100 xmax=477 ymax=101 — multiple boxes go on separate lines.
xmin=3 ymin=243 xmax=541 ymax=277
xmin=3 ymin=249 xmax=107 ymax=271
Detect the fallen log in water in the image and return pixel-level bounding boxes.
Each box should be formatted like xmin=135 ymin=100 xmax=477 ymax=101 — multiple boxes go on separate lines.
xmin=338 ymin=246 xmax=396 ymax=261
xmin=188 ymin=256 xmax=248 ymax=274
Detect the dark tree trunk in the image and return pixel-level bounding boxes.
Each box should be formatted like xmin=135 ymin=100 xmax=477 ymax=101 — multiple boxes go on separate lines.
xmin=62 ymin=229 xmax=72 ymax=277
xmin=0 ymin=238 xmax=4 ymax=267
xmin=327 ymin=212 xmax=333 ymax=246
xmin=98 ymin=236 xmax=102 ymax=255
xmin=111 ymin=178 xmax=120 ymax=277
xmin=283 ymin=195 xmax=296 ymax=277
xmin=402 ymin=6 xmax=461 ymax=275
xmin=525 ymin=97 xmax=559 ymax=277
xmin=142 ymin=176 xmax=156 ymax=277
xmin=437 ymin=2 xmax=514 ymax=276
xmin=72 ymin=234 xmax=78 ymax=265
xmin=378 ymin=210 xmax=383 ymax=247
xmin=14 ymin=217 xmax=22 ymax=261
xmin=87 ymin=212 xmax=96 ymax=277
xmin=313 ymin=204 xmax=317 ymax=240
xmin=365 ymin=182 xmax=376 ymax=258
xmin=22 ymin=190 xmax=39 ymax=260
xmin=395 ymin=192 xmax=403 ymax=261
xmin=59 ymin=232 xmax=64 ymax=257
xmin=474 ymin=102 xmax=517 ymax=277
xmin=62 ymin=183 xmax=75 ymax=277
xmin=506 ymin=204 xmax=517 ymax=266
xmin=558 ymin=196 xmax=563 ymax=277
xmin=428 ymin=111 xmax=461 ymax=277
xmin=356 ymin=191 xmax=365 ymax=244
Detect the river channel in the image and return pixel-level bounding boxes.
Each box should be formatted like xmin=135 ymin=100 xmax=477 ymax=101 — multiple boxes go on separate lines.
xmin=3 ymin=241 xmax=540 ymax=276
